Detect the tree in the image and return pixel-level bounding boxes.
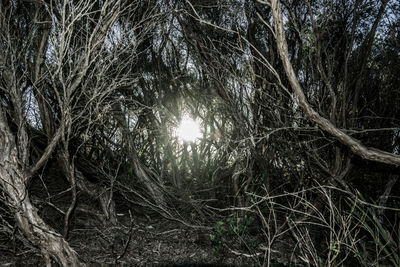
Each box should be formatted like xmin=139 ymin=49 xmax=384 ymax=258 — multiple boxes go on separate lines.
xmin=0 ymin=0 xmax=165 ymax=264
xmin=270 ymin=0 xmax=400 ymax=166
xmin=1 ymin=0 xmax=399 ymax=265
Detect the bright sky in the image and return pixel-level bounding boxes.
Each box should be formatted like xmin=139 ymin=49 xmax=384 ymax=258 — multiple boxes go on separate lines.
xmin=175 ymin=115 xmax=202 ymax=143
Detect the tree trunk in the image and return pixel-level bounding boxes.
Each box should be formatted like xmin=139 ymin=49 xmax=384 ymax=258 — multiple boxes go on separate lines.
xmin=130 ymin=152 xmax=166 ymax=207
xmin=271 ymin=0 xmax=400 ymax=167
xmin=75 ymin=167 xmax=118 ymax=225
xmin=112 ymin=103 xmax=166 ymax=207
xmin=0 ymin=113 xmax=83 ymax=266
xmin=378 ymin=175 xmax=398 ymax=222
xmin=57 ymin=154 xmax=118 ymax=225
xmin=232 ymin=162 xmax=244 ymax=213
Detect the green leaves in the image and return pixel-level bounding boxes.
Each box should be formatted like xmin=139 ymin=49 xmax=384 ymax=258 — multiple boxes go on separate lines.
xmin=209 ymin=214 xmax=255 ymax=254
xmin=329 ymin=241 xmax=341 ymax=253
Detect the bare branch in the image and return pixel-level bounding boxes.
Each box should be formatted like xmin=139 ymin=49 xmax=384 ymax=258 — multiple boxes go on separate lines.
xmin=271 ymin=0 xmax=400 ymax=166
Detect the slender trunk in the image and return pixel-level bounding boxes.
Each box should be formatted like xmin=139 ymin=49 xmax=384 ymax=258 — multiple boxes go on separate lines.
xmin=232 ymin=162 xmax=244 ymax=213
xmin=75 ymin=168 xmax=117 ymax=224
xmin=57 ymin=155 xmax=118 ymax=225
xmin=112 ymin=103 xmax=166 ymax=207
xmin=378 ymin=175 xmax=398 ymax=222
xmin=271 ymin=0 xmax=400 ymax=167
xmin=130 ymin=152 xmax=166 ymax=207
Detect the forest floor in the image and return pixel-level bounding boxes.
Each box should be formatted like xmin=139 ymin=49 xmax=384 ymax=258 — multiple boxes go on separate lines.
xmin=72 ymin=213 xmax=259 ymax=266
xmin=0 ymin=210 xmax=267 ymax=266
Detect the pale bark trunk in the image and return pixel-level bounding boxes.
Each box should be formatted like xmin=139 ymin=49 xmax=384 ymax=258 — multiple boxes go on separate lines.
xmin=112 ymin=103 xmax=166 ymax=207
xmin=130 ymin=152 xmax=166 ymax=207
xmin=0 ymin=113 xmax=83 ymax=266
xmin=74 ymin=168 xmax=118 ymax=225
xmin=57 ymin=155 xmax=118 ymax=225
xmin=271 ymin=0 xmax=400 ymax=167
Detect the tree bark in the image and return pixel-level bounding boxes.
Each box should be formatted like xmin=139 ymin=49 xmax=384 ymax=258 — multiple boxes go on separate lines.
xmin=57 ymin=154 xmax=118 ymax=225
xmin=112 ymin=103 xmax=166 ymax=207
xmin=0 ymin=112 xmax=84 ymax=266
xmin=378 ymin=175 xmax=398 ymax=222
xmin=271 ymin=0 xmax=400 ymax=167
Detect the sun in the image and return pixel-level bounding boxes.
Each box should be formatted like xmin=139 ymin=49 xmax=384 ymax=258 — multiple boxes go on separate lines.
xmin=175 ymin=115 xmax=202 ymax=143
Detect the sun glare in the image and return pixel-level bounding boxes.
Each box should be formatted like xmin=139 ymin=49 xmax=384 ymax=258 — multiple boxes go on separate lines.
xmin=175 ymin=116 xmax=202 ymax=143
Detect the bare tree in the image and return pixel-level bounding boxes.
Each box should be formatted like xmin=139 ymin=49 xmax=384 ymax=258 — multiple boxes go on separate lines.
xmin=0 ymin=111 xmax=82 ymax=266
xmin=0 ymin=0 xmax=165 ymax=264
xmin=270 ymin=0 xmax=400 ymax=166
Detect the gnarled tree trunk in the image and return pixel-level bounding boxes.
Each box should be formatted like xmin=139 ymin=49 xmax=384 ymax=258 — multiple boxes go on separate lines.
xmin=271 ymin=0 xmax=400 ymax=167
xmin=0 ymin=112 xmax=83 ymax=266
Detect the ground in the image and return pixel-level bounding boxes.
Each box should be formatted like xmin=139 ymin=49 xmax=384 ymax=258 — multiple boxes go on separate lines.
xmin=0 ymin=210 xmax=264 ymax=266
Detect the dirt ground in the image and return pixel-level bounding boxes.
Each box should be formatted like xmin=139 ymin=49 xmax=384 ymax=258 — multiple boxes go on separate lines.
xmin=0 ymin=212 xmax=263 ymax=266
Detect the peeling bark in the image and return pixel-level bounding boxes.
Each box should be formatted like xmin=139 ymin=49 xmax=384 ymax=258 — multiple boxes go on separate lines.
xmin=0 ymin=112 xmax=83 ymax=266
